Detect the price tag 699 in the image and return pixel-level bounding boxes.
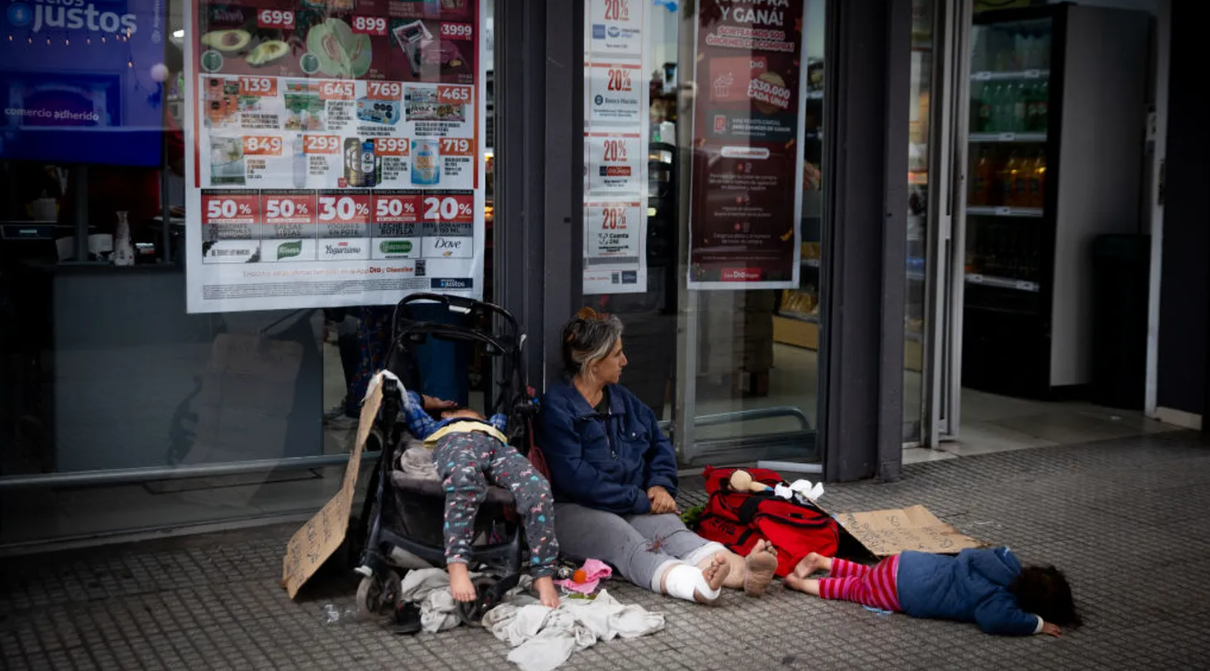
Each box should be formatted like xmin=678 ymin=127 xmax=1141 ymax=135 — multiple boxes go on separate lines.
xmin=257 ymin=9 xmax=294 ymax=29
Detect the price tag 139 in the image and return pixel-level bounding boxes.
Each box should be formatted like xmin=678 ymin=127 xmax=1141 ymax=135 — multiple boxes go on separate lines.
xmin=351 ymin=15 xmax=388 ymax=36
xmin=436 ymin=85 xmax=473 ymax=106
xmin=239 ymin=76 xmax=277 ymax=97
xmin=319 ymin=81 xmax=355 ymax=101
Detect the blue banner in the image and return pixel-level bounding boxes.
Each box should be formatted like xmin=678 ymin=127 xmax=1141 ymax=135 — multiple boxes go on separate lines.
xmin=1 ymin=0 xmax=166 ymax=166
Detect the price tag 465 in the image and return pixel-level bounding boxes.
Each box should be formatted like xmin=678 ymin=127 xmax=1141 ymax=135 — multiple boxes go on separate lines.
xmin=437 ymin=85 xmax=473 ymax=106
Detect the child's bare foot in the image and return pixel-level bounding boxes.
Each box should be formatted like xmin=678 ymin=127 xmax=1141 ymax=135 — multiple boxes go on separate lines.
xmin=784 ymin=573 xmax=821 ymax=596
xmin=793 ymin=552 xmax=830 ymax=578
xmin=534 ymin=576 xmax=560 ymax=608
xmin=694 ymin=553 xmax=731 ymax=604
xmin=448 ymin=563 xmax=477 ymax=603
xmin=743 ymin=540 xmax=779 ymax=597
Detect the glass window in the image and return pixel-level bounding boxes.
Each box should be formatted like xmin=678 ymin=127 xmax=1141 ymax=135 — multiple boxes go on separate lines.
xmin=579 ymin=0 xmax=825 ymax=466
xmin=904 ymin=0 xmax=934 ymax=443
xmin=0 ymin=0 xmax=497 ymax=545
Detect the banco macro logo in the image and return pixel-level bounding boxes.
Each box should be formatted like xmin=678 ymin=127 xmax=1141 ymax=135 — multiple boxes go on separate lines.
xmin=277 ymin=240 xmax=302 ymax=259
xmin=7 ymin=0 xmax=138 ymax=36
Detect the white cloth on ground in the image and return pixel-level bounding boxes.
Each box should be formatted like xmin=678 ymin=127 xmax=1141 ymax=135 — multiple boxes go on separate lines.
xmin=773 ymin=479 xmax=825 ymax=504
xmin=481 ymin=589 xmax=665 ymax=671
xmin=399 ymin=568 xmax=485 ymax=633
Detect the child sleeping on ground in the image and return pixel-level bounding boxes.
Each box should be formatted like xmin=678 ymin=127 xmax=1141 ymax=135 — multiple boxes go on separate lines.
xmin=401 ymin=390 xmax=560 ymax=608
xmin=786 ymin=548 xmax=1080 ymax=637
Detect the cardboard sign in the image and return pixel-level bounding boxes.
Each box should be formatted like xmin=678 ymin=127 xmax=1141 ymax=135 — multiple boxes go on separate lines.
xmin=834 ymin=505 xmax=985 ymax=558
xmin=281 ymin=372 xmax=383 ymax=598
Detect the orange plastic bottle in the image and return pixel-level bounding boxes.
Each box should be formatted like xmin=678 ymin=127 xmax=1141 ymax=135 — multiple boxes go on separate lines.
xmin=971 ymin=153 xmax=993 ymax=206
xmin=1000 ymin=152 xmax=1019 ymax=207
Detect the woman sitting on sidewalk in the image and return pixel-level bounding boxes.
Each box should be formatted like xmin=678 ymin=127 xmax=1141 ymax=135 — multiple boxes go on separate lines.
xmin=536 ymin=308 xmax=778 ymax=604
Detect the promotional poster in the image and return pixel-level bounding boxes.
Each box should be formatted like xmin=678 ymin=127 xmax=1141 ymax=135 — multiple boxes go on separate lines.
xmin=184 ymin=0 xmax=485 ymax=313
xmin=688 ymin=0 xmax=806 ymax=289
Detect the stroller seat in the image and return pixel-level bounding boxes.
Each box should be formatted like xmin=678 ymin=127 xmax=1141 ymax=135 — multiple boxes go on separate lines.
xmin=389 ymin=471 xmax=517 ymax=507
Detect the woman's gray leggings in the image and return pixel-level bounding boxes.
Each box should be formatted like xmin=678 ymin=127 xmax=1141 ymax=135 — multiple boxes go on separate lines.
xmin=553 ymin=502 xmax=727 ymax=593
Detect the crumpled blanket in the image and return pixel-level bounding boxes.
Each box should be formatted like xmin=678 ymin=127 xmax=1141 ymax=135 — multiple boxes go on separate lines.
xmin=481 ymin=589 xmax=665 ymax=671
xmin=400 ymin=444 xmax=440 ymax=480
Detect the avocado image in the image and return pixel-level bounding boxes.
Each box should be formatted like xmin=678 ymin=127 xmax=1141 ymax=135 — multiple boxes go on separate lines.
xmin=306 ymin=19 xmax=372 ymax=78
xmin=246 ymin=40 xmax=290 ymax=67
xmin=201 ymin=29 xmax=251 ymax=54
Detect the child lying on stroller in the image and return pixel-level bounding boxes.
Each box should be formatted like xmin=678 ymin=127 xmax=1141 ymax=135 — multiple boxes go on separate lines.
xmin=400 ymin=389 xmax=561 ymax=607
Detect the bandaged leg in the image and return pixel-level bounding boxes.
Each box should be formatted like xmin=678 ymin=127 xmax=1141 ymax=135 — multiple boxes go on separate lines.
xmin=661 ymin=562 xmax=726 ymax=605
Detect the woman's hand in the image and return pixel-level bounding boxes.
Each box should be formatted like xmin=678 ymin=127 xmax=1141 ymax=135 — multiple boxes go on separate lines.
xmin=422 ymin=395 xmax=456 ymax=411
xmin=1041 ymin=622 xmax=1062 ymax=638
xmin=647 ymin=486 xmax=679 ymax=515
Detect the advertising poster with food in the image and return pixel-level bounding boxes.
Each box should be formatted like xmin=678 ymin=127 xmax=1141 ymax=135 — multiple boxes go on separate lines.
xmin=184 ymin=0 xmax=485 ymax=313
xmin=581 ymin=0 xmax=649 ymax=296
xmin=687 ymin=0 xmax=806 ymax=290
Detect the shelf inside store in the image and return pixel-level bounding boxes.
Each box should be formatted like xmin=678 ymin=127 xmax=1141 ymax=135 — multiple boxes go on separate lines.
xmin=970 ymin=132 xmax=1047 ymax=143
xmin=965 ymin=273 xmax=1040 ymax=292
xmin=971 ymin=69 xmax=1051 ymax=82
xmin=802 ymin=258 xmax=820 ymax=268
xmin=904 ymin=328 xmax=924 ymax=342
xmin=777 ymin=310 xmax=819 ymax=324
xmin=807 ymin=90 xmax=824 ymax=100
xmin=967 ymin=205 xmax=1044 ymax=218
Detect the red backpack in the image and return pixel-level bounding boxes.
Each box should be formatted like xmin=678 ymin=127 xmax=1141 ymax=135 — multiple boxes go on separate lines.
xmin=695 ymin=466 xmax=840 ymax=578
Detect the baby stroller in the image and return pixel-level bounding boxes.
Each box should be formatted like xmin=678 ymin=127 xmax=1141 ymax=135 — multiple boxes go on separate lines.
xmin=353 ymin=294 xmax=539 ymax=624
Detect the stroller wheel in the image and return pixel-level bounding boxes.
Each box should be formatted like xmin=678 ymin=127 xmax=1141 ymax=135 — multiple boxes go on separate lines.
xmin=356 ymin=571 xmax=402 ymax=621
xmin=455 ymin=576 xmax=499 ymax=626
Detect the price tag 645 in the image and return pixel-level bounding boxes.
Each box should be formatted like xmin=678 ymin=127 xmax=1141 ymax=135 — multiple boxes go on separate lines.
xmin=239 ymin=76 xmax=277 ymax=96
xmin=319 ymin=81 xmax=355 ymax=101
xmin=436 ymin=85 xmax=473 ymax=106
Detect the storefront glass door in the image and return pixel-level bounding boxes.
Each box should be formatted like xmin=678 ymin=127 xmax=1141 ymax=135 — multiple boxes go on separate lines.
xmin=579 ymin=1 xmax=826 ymax=467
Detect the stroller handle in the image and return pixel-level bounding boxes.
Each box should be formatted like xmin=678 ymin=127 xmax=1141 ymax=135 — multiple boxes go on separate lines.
xmin=396 ymin=293 xmax=519 ymax=339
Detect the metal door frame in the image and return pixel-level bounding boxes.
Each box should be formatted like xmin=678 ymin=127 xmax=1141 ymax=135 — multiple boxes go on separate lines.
xmin=921 ymin=0 xmax=972 ymax=446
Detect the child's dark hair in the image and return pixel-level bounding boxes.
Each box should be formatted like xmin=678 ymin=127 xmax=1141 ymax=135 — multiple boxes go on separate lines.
xmin=1010 ymin=565 xmax=1082 ymax=629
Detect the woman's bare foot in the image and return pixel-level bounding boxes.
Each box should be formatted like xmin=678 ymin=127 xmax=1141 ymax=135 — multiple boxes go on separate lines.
xmin=698 ymin=550 xmax=746 ymax=589
xmin=793 ymin=552 xmax=831 ymax=578
xmin=694 ymin=554 xmax=731 ymax=605
xmin=447 ymin=563 xmax=476 ymax=603
xmin=784 ymin=573 xmax=821 ymax=596
xmin=743 ymin=540 xmax=779 ymax=597
xmin=534 ymin=576 xmax=560 ymax=608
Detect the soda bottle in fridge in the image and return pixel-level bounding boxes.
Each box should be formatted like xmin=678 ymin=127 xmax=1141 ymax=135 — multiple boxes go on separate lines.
xmin=1028 ymin=151 xmax=1046 ymax=209
xmin=971 ymin=150 xmax=995 ymax=206
xmin=1011 ymin=82 xmax=1027 ymax=133
xmin=1000 ymin=151 xmax=1020 ymax=207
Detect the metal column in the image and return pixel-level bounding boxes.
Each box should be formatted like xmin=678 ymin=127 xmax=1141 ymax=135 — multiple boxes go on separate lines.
xmin=819 ymin=0 xmax=912 ymax=482
xmin=494 ymin=0 xmax=584 ymax=391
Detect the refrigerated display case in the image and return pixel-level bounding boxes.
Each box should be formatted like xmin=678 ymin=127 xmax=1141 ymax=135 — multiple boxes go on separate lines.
xmin=961 ymin=4 xmax=1149 ymax=398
